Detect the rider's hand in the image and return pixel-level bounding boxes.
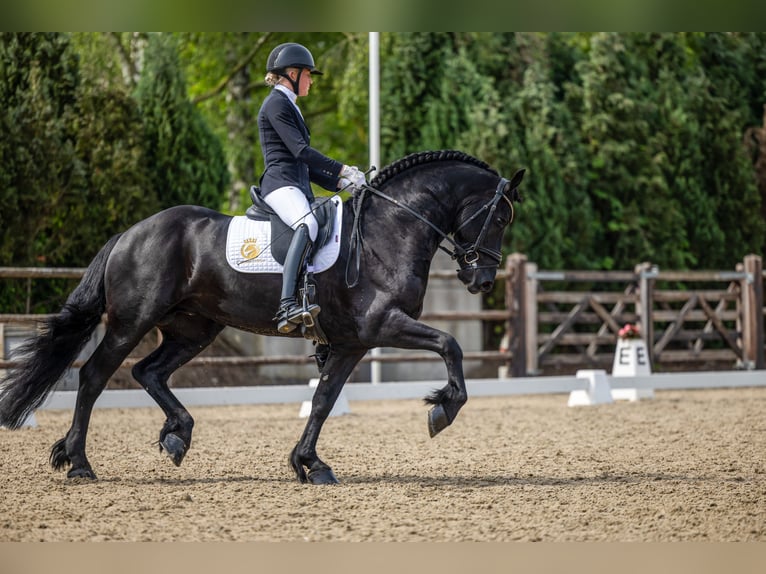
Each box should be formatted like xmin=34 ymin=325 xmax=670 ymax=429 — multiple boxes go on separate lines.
xmin=338 ymin=165 xmax=367 ymax=190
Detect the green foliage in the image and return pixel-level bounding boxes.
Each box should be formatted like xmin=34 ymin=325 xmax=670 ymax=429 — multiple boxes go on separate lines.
xmin=176 ymin=32 xmax=265 ymax=212
xmin=379 ymin=33 xmax=451 ymax=161
xmin=0 ymin=32 xmax=230 ymax=313
xmin=314 ymin=33 xmax=368 ymax=171
xmin=134 ymin=34 xmax=228 ymax=210
xmin=373 ymin=32 xmax=764 ymax=272
xmin=0 ymin=33 xmax=85 ymax=312
xmin=2 ymin=32 xmax=766 ymax=314
xmin=0 ymin=32 xmax=82 ymax=268
xmin=507 ymin=55 xmax=595 ymax=270
xmin=68 ymin=86 xmax=158 ymax=256
xmin=570 ymin=32 xmax=764 ymax=270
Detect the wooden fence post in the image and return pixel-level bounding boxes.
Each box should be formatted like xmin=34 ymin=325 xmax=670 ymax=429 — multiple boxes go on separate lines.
xmin=635 ymin=262 xmax=656 ymax=369
xmin=525 ymin=261 xmax=539 ymax=375
xmin=741 ymin=254 xmax=764 ymax=369
xmin=506 ymin=253 xmax=533 ymax=377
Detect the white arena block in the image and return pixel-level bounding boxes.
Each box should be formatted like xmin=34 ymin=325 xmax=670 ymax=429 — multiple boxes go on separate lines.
xmin=611 ymin=387 xmax=654 ymax=401
xmin=611 ymin=338 xmax=654 ymax=401
xmin=568 ymin=369 xmax=614 ymax=407
xmin=299 ymin=378 xmax=351 ymax=418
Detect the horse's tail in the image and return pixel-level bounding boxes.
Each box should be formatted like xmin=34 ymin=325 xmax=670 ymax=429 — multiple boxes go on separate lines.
xmin=0 ymin=233 xmax=122 ymax=429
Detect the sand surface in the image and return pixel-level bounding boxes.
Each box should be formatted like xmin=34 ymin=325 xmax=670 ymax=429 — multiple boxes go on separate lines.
xmin=1 ymin=388 xmax=764 ymax=541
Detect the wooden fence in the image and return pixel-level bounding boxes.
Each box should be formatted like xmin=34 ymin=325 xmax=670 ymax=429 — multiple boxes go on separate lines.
xmin=2 ymin=255 xmax=764 ymax=377
xmin=0 ymin=267 xmax=511 ymax=372
xmin=505 ymin=253 xmax=765 ymax=376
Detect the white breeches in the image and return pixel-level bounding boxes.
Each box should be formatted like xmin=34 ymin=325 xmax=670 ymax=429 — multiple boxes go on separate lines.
xmin=263 ymin=186 xmax=318 ymax=242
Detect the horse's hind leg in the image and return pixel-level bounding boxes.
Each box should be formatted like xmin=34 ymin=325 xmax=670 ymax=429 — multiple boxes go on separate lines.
xmin=52 ymin=326 xmax=148 ymax=479
xmin=131 ymin=314 xmax=223 ymax=467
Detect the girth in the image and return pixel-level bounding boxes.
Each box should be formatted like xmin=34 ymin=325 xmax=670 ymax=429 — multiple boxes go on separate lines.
xmin=246 ymin=186 xmax=337 ymax=265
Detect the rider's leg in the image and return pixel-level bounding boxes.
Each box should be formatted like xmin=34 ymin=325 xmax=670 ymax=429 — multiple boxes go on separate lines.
xmin=263 ymin=186 xmax=320 ymax=333
xmin=275 ymin=223 xmax=320 ymax=332
xmin=263 ymin=185 xmax=319 ymax=241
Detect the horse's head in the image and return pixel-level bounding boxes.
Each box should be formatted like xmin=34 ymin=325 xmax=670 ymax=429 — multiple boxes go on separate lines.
xmin=454 ymin=168 xmax=525 ymax=294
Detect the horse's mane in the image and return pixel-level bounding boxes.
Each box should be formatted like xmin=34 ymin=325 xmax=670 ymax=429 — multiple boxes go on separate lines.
xmin=369 ymin=150 xmax=498 ymax=188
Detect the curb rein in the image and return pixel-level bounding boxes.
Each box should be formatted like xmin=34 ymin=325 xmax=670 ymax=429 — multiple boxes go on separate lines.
xmin=345 ymin=177 xmax=517 ymax=288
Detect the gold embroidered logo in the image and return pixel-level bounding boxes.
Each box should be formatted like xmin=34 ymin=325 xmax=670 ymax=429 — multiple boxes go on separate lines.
xmin=240 ymin=237 xmax=261 ymax=260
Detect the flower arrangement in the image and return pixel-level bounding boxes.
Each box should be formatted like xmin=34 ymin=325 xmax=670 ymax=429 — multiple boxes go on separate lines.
xmin=618 ymin=323 xmax=640 ymax=340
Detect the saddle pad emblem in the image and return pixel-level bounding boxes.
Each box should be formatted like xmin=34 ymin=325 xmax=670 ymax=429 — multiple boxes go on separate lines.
xmin=225 ymin=196 xmax=342 ymax=274
xmin=240 ymin=238 xmax=261 ymax=261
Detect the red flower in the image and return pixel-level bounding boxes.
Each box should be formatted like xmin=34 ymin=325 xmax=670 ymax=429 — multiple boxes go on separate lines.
xmin=618 ymin=323 xmax=640 ymax=340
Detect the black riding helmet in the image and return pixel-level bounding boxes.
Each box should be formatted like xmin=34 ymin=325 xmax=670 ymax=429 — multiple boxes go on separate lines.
xmin=267 ymin=43 xmax=322 ymax=94
xmin=267 ymin=43 xmax=323 ymax=75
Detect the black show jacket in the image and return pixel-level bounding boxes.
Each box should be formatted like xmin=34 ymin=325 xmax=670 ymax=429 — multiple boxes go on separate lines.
xmin=257 ymin=88 xmax=342 ymax=201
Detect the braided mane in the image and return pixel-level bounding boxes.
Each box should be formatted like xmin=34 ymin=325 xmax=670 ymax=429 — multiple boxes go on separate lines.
xmin=370 ymin=150 xmax=498 ymax=188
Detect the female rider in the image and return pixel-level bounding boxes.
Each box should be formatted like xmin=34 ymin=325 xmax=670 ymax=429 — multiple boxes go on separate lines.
xmin=258 ymin=42 xmax=366 ymax=333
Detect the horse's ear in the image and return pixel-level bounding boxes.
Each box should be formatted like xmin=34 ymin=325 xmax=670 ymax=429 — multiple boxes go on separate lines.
xmin=508 ymin=168 xmax=525 ymax=190
xmin=504 ymin=168 xmax=526 ymax=202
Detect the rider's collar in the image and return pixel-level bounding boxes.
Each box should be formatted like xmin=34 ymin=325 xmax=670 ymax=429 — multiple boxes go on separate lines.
xmin=274 ymin=84 xmax=303 ymax=118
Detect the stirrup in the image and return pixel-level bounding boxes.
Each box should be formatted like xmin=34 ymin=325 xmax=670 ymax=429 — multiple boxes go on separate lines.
xmin=276 ymin=303 xmax=320 ymax=334
xmin=300 ymin=304 xmax=321 ymax=328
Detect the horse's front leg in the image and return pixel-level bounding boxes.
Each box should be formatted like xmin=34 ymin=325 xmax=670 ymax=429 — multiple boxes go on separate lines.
xmin=290 ymin=347 xmax=366 ymax=485
xmin=362 ymin=309 xmax=467 ymax=437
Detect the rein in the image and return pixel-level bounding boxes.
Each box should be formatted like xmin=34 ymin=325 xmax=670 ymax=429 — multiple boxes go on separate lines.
xmin=345 ymin=177 xmax=513 ymax=288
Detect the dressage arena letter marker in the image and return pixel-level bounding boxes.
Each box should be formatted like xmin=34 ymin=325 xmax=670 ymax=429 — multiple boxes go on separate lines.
xmin=299 ymin=378 xmax=351 ymax=418
xmin=611 ymin=338 xmax=654 ymax=401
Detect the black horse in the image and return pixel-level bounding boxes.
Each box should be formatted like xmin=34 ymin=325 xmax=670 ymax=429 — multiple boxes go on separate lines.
xmin=0 ymin=150 xmax=524 ymax=484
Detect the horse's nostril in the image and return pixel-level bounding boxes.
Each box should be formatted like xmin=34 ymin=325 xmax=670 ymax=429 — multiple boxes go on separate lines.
xmin=480 ymin=281 xmax=493 ymax=293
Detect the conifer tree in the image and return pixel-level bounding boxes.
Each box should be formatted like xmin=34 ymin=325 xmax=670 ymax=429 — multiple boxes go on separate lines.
xmin=134 ymin=33 xmax=228 ymax=210
xmin=0 ymin=32 xmax=83 ymax=267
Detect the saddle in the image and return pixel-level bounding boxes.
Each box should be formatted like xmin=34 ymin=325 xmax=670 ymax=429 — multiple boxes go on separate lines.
xmin=246 ymin=186 xmax=338 ymax=265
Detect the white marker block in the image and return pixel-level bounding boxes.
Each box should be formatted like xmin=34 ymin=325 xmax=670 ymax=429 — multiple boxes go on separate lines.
xmin=299 ymin=378 xmax=351 ymax=418
xmin=568 ymin=369 xmax=614 ymax=407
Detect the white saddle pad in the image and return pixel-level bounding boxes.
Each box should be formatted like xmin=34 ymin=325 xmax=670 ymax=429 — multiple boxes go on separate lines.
xmin=225 ymin=196 xmax=342 ymax=274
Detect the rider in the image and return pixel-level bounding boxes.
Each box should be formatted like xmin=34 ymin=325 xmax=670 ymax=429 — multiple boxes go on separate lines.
xmin=258 ymin=42 xmax=366 ymax=334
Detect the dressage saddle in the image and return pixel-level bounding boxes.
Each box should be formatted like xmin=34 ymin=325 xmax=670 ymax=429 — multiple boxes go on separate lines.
xmin=246 ymin=186 xmax=338 ymax=265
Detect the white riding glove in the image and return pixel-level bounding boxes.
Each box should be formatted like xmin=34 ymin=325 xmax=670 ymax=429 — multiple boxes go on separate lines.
xmin=338 ymin=165 xmax=367 ymax=190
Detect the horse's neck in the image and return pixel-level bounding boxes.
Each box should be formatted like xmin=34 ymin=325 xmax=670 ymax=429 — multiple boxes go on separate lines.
xmin=359 ymin=182 xmax=458 ymax=264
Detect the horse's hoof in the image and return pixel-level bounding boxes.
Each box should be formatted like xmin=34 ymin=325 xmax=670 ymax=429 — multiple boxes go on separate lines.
xmin=67 ymin=467 xmax=97 ymax=480
xmin=160 ymin=433 xmax=187 ymax=467
xmin=307 ymin=467 xmax=339 ymax=485
xmin=428 ymin=404 xmax=450 ymax=438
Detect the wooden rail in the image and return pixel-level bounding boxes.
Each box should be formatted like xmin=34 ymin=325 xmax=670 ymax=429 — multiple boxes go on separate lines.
xmin=2 ymin=256 xmax=764 ymax=377
xmin=0 ymin=267 xmax=511 ymax=372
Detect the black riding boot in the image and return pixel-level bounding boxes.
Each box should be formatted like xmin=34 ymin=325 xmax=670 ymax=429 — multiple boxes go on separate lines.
xmin=275 ymin=224 xmax=320 ymax=334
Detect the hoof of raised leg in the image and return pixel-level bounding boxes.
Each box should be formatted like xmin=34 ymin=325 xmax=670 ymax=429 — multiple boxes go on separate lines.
xmin=307 ymin=466 xmax=339 ymax=485
xmin=428 ymin=404 xmax=450 ymax=438
xmin=160 ymin=433 xmax=188 ymax=467
xmin=67 ymin=467 xmax=97 ymax=480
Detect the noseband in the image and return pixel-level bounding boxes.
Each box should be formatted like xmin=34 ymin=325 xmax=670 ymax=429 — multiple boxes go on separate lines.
xmin=345 ymin=177 xmax=514 ymax=287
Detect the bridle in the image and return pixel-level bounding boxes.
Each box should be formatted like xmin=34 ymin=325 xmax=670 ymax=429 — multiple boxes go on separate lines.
xmin=451 ymin=177 xmax=515 ymax=270
xmin=345 ymin=176 xmax=516 ymax=288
